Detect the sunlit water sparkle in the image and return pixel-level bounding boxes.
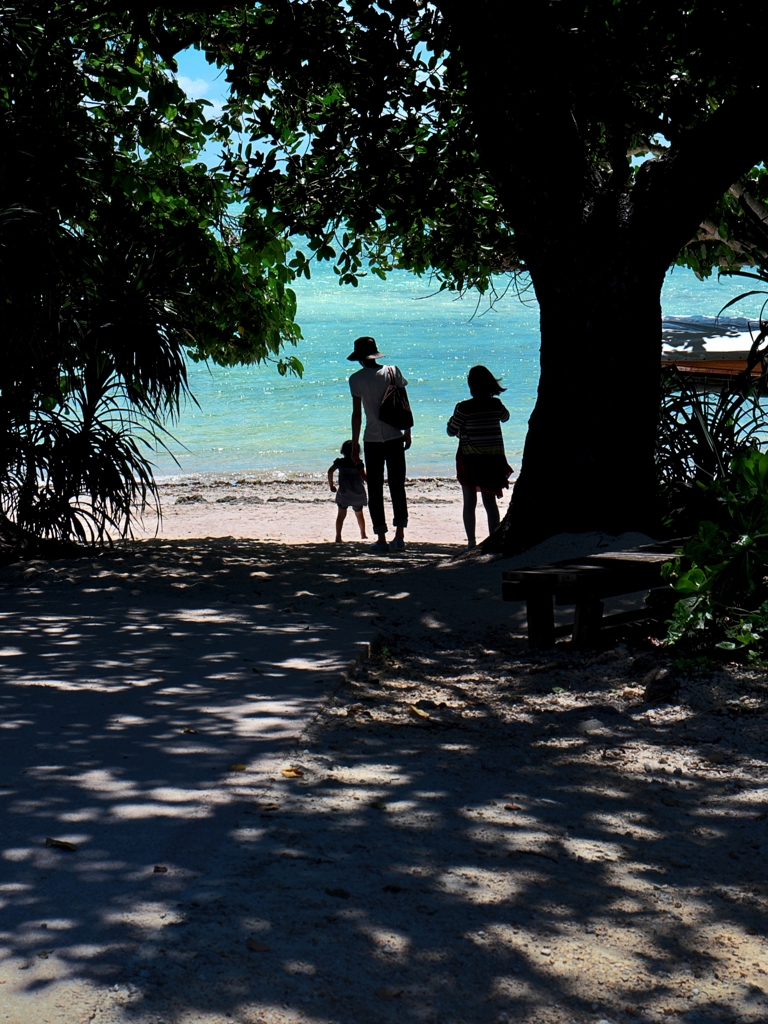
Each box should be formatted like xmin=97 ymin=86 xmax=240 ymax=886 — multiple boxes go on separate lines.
xmin=151 ymin=265 xmax=754 ymax=481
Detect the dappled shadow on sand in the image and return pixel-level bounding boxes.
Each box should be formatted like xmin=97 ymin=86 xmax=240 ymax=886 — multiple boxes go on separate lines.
xmin=0 ymin=542 xmax=766 ymax=1024
xmin=0 ymin=539 xmax=498 ymax=1020
xmin=117 ymin=639 xmax=768 ymax=1024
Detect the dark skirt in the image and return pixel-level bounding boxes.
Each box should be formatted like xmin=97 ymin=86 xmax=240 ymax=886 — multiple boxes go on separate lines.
xmin=456 ymin=450 xmax=513 ymax=498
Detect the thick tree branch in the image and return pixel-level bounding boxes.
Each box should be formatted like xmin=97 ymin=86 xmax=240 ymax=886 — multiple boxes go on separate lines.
xmin=627 ymin=143 xmax=669 ymax=158
xmin=695 ymin=218 xmax=751 ymax=258
xmin=437 ymin=0 xmax=591 ymax=258
xmin=730 ymin=179 xmax=768 ymax=229
xmin=631 ymin=89 xmax=768 ymax=264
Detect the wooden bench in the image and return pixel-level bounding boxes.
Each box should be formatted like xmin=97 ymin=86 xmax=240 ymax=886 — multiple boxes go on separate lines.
xmin=502 ymin=541 xmax=682 ymax=648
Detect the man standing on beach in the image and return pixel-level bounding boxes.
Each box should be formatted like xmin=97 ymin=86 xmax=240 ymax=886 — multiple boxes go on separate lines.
xmin=348 ymin=336 xmax=411 ymax=552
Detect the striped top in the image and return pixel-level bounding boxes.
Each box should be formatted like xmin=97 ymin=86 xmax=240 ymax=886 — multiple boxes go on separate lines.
xmin=446 ymin=397 xmax=510 ymax=455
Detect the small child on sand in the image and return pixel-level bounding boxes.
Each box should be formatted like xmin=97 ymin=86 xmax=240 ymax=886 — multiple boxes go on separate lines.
xmin=328 ymin=440 xmax=368 ymax=542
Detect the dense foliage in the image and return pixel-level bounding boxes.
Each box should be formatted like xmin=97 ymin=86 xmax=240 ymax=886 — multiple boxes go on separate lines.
xmin=657 ymin=325 xmax=768 ymax=534
xmin=663 ymin=448 xmax=768 ymax=655
xmin=0 ymin=3 xmax=302 ymax=544
xmin=178 ymin=1 xmax=768 ymax=292
xmin=7 ymin=2 xmax=768 ymax=548
xmin=658 ymin=308 xmax=768 ymax=655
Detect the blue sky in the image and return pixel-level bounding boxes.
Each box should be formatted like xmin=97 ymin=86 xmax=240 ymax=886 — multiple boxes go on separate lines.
xmin=176 ymin=48 xmax=228 ymax=115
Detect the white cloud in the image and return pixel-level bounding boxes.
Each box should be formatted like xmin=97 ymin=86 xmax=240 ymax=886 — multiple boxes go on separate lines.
xmin=177 ymin=75 xmax=212 ymax=99
xmin=176 ymin=75 xmax=226 ymax=116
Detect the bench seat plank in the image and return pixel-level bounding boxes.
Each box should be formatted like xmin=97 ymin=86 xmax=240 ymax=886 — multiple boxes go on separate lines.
xmin=578 ymin=551 xmax=675 ymax=564
xmin=501 ymin=542 xmax=682 ymax=647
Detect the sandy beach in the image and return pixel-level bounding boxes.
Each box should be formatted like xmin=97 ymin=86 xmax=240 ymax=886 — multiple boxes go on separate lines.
xmin=139 ymin=474 xmax=473 ymax=546
xmin=1 ymin=492 xmax=766 ymax=1024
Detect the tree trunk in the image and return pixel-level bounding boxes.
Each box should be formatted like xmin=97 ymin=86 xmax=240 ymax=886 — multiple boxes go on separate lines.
xmin=487 ymin=251 xmax=667 ymax=555
xmin=450 ymin=4 xmax=768 ymax=559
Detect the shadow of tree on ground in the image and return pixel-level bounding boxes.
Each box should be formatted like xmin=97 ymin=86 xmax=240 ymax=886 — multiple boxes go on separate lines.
xmin=0 ymin=542 xmax=766 ymax=1024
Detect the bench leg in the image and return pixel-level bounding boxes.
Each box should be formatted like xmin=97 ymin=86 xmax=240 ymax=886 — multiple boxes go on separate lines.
xmin=572 ymin=598 xmax=604 ymax=648
xmin=526 ymin=593 xmax=555 ymax=649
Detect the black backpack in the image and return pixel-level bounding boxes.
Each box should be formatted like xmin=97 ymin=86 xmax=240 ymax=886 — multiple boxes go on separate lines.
xmin=379 ymin=368 xmax=414 ymax=430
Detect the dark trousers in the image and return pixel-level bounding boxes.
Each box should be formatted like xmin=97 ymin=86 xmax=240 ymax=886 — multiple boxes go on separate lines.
xmin=364 ymin=438 xmax=408 ymax=536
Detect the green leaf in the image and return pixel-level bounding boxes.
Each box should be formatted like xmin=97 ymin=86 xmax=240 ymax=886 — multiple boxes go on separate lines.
xmin=673 ymin=567 xmax=708 ymax=592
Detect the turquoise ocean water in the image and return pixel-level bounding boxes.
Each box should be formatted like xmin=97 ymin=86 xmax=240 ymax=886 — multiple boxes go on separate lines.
xmin=152 ymin=266 xmax=754 ymax=480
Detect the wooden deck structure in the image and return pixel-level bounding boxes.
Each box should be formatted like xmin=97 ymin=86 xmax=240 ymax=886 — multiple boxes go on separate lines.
xmin=662 ymin=315 xmax=768 ymax=390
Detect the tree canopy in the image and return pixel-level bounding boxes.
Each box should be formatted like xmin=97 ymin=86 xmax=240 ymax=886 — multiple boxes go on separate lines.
xmin=194 ymin=1 xmax=768 ymax=292
xmin=7 ymin=1 xmax=768 ymax=548
xmin=196 ymin=0 xmax=768 ymax=547
xmin=0 ymin=2 xmax=302 ymax=543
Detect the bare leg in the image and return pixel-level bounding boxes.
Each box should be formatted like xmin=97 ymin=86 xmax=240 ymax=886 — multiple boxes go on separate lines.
xmin=335 ymin=507 xmax=347 ymax=542
xmin=462 ymin=485 xmax=478 ymax=546
xmin=481 ymin=491 xmax=500 ymax=535
xmin=354 ymin=510 xmax=368 ymax=539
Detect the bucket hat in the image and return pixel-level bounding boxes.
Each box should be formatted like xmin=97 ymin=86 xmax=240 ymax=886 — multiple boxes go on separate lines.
xmin=347 ymin=336 xmax=385 ymax=362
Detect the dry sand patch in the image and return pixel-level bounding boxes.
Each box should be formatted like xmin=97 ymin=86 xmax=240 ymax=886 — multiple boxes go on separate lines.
xmin=140 ymin=475 xmax=470 ymax=545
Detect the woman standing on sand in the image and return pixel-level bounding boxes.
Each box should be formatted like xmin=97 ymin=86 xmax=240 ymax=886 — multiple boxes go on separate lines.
xmin=348 ymin=336 xmax=411 ymax=552
xmin=447 ymin=365 xmax=513 ymax=548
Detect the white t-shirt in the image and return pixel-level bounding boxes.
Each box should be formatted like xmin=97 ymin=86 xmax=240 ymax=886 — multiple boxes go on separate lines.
xmin=349 ymin=364 xmax=408 ymax=443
